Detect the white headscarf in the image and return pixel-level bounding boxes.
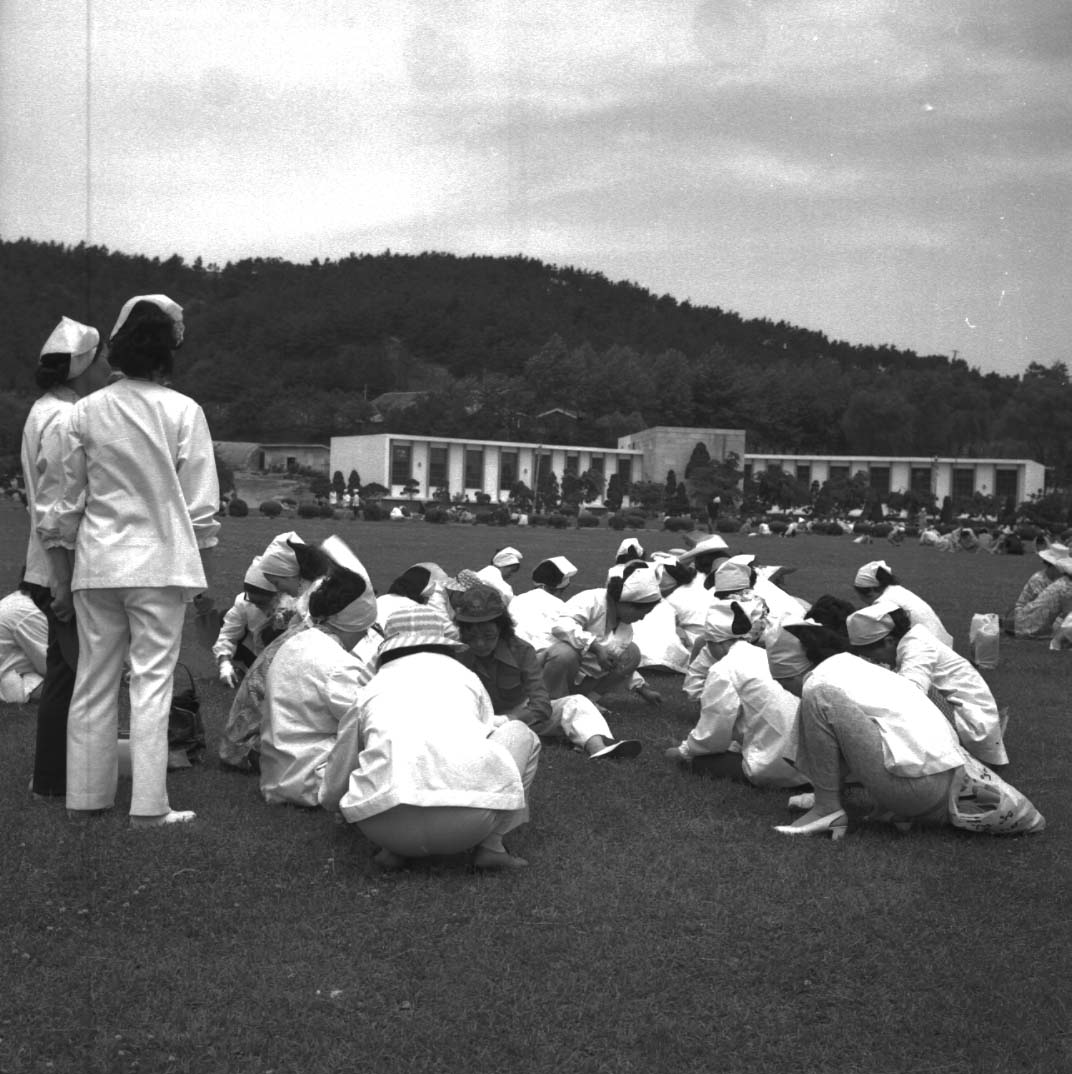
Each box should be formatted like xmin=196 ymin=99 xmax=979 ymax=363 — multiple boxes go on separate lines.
xmin=39 ymin=317 xmax=100 ymax=379
xmin=846 ymin=599 xmax=901 ymax=645
xmin=109 ymin=294 xmax=183 ymax=339
xmin=491 ymin=546 xmax=523 ymax=568
xmin=319 ymin=535 xmax=377 ymax=632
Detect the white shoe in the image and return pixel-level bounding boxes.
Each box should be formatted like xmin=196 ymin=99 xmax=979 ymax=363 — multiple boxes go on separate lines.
xmin=130 ymin=810 xmax=196 ymax=830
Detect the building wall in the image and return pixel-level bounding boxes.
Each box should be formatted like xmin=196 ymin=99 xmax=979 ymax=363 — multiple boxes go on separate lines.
xmin=617 ymin=426 xmax=747 ymax=483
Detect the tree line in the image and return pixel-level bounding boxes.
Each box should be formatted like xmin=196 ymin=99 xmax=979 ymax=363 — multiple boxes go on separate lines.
xmin=1 ymin=238 xmax=1070 ymax=485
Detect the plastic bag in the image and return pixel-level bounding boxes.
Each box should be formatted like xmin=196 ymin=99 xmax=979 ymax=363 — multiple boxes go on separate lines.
xmin=969 ymin=613 xmax=1000 ymax=669
xmin=947 ymin=754 xmax=1044 ymax=836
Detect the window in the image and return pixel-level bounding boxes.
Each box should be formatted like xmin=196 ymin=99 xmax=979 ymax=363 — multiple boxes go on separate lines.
xmin=616 ymin=457 xmax=632 ymax=488
xmin=795 ymin=464 xmax=811 ymax=486
xmin=565 ymin=453 xmax=579 ymax=476
xmin=390 ymin=443 xmax=412 ymax=485
xmin=828 ymin=465 xmax=850 ymax=483
xmin=953 ymin=468 xmax=975 ymax=500
xmin=428 ymin=445 xmax=448 ymax=489
xmin=589 ymin=455 xmax=605 ymax=475
xmin=743 ymin=463 xmax=753 ymax=483
xmin=499 ymin=450 xmax=518 ymax=491
xmin=995 ymin=468 xmax=1018 ymax=502
xmin=869 ymin=466 xmax=890 ymax=497
xmin=910 ymin=467 xmax=932 ymax=494
xmin=464 ymin=448 xmax=484 ymax=489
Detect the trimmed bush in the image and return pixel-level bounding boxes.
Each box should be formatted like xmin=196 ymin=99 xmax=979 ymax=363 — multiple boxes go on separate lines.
xmin=362 ymin=503 xmax=389 ymax=521
xmin=715 ymin=517 xmax=743 ymax=534
xmin=529 ymin=514 xmax=550 ymax=527
xmin=624 ymin=513 xmax=646 ymax=530
xmin=607 ymin=514 xmax=627 ymax=531
xmin=871 ymin=522 xmax=893 ymax=538
xmin=259 ymin=499 xmax=283 ymax=518
xmin=663 ymin=516 xmax=694 ymax=533
xmin=297 ymin=501 xmax=320 ymax=519
xmin=424 ymin=506 xmax=449 ymax=523
xmin=227 ymin=498 xmax=249 ymax=517
xmin=768 ymin=519 xmax=789 ymax=535
xmin=577 ymin=512 xmax=600 ymax=528
xmin=318 ymin=503 xmax=335 ymax=518
xmin=548 ymin=513 xmax=570 ymax=529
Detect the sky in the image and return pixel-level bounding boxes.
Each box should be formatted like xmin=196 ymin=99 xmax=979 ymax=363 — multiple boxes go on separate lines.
xmin=2 ymin=0 xmax=1070 ymax=377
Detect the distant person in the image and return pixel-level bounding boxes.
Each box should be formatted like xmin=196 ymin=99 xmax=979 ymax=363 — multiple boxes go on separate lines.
xmin=474 ymin=546 xmax=524 ymax=604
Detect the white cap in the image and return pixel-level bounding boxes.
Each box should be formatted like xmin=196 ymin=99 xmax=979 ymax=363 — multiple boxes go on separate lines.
xmin=110 ymin=294 xmax=183 ymax=339
xmin=39 ymin=317 xmax=100 ymax=379
xmin=243 ymin=556 xmax=275 ymax=592
xmin=259 ymin=531 xmax=304 ymax=579
xmin=491 ymin=546 xmax=523 ymax=568
xmin=853 ymin=560 xmax=891 ymax=588
xmin=712 ymin=560 xmax=752 ymax=594
xmin=320 ymin=535 xmax=377 ymax=632
xmin=704 ymin=595 xmax=765 ymax=642
xmin=610 ymin=563 xmax=661 ymax=603
xmin=846 ymin=600 xmax=901 ymax=645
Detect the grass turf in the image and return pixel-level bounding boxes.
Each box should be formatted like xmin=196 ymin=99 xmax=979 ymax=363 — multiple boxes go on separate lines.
xmin=1 ymin=509 xmax=1070 ymax=1074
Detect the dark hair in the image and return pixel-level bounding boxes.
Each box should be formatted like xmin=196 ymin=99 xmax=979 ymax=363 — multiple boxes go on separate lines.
xmin=244 ymin=583 xmax=275 ymax=600
xmin=388 ymin=566 xmax=432 ymax=602
xmin=532 ymin=560 xmax=564 ymax=588
xmin=307 ymin=566 xmax=367 ymax=621
xmin=662 ymin=561 xmax=696 ymax=588
xmin=693 ymin=549 xmax=731 ymax=574
xmin=882 ymin=606 xmax=912 ymax=641
xmin=457 ymin=612 xmax=516 ymax=643
xmin=854 ymin=565 xmax=898 ymax=597
xmin=378 ymin=644 xmax=459 ymax=665
xmin=805 ymin=595 xmax=857 ymax=636
xmin=290 ymin=539 xmax=331 ymax=582
xmin=108 ymin=301 xmax=177 ymax=379
xmin=35 ymin=353 xmax=72 ymax=391
xmin=785 ymin=623 xmax=850 ymax=666
xmin=615 ymin=543 xmax=644 ymax=565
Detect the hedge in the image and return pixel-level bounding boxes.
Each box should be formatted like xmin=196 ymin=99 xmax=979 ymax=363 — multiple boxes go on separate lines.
xmin=259 ymin=499 xmax=283 ymax=518
xmin=227 ymin=498 xmax=249 ymax=517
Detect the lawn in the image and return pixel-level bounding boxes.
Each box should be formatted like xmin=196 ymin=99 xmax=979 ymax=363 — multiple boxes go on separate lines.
xmin=2 ymin=507 xmax=1070 ymax=1074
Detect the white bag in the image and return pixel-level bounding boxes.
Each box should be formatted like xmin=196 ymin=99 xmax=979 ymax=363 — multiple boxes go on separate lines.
xmin=969 ymin=613 xmax=1000 ymax=669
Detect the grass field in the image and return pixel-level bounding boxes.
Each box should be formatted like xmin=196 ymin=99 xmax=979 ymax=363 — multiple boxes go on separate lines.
xmin=2 ymin=507 xmax=1070 ymax=1074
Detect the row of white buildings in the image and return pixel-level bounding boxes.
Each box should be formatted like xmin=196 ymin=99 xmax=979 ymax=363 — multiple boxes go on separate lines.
xmin=329 ymin=426 xmax=1045 ymax=508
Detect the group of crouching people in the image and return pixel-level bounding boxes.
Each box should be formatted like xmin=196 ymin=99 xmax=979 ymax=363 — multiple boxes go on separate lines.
xmin=208 ymin=530 xmax=1045 ymax=868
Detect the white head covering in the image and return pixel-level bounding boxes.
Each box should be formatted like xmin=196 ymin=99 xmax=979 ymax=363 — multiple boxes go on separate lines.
xmin=243 ymin=555 xmax=275 ymax=592
xmin=765 ymin=620 xmax=812 ymax=678
xmin=319 ymin=535 xmax=377 ymax=632
xmin=39 ymin=317 xmax=100 ymax=379
xmin=259 ymin=531 xmax=304 ymax=579
xmin=712 ymin=560 xmax=752 ymax=595
xmin=1039 ymin=544 xmax=1070 ymax=566
xmin=678 ymin=534 xmax=729 ymax=564
xmin=853 ymin=560 xmax=891 ymax=588
xmin=491 ymin=546 xmax=523 ymax=569
xmin=109 ymin=294 xmax=183 ymax=339
xmin=411 ymin=561 xmax=448 ymax=599
xmin=610 ymin=563 xmax=661 ymax=604
xmin=727 ymin=553 xmax=755 ymax=566
xmin=846 ymin=599 xmax=901 ymax=645
xmin=616 ymin=538 xmax=644 ymax=560
xmin=1055 ymin=556 xmax=1072 ymax=578
xmin=531 ymin=556 xmax=577 ymax=590
xmin=704 ymin=595 xmax=765 ymax=642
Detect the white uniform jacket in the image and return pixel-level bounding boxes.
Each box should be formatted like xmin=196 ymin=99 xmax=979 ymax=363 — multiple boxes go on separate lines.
xmin=21 ymin=386 xmax=78 ymax=588
xmin=551 ymin=587 xmax=645 ymax=689
xmin=875 ymin=585 xmax=953 ymax=648
xmin=473 ymin=565 xmax=516 ymax=604
xmin=509 ymin=588 xmax=564 ymax=653
xmin=211 ymin=593 xmax=272 ymax=663
xmin=41 ymin=377 xmax=219 ymax=593
xmin=895 ymin=624 xmax=1008 ymax=766
xmin=803 ymin=653 xmax=965 ymax=778
xmin=322 ymin=652 xmax=526 ymax=821
xmin=677 ymin=640 xmax=804 ymax=787
xmin=665 ymin=576 xmax=712 ymax=649
xmin=259 ymin=627 xmax=375 ymax=807
xmin=0 ymin=590 xmax=48 ymax=702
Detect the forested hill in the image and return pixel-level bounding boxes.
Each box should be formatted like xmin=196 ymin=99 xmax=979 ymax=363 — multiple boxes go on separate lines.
xmin=1 ymin=238 xmax=1069 ymax=480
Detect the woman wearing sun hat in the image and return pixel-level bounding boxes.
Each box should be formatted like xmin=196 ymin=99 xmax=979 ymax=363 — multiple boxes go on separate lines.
xmin=1011 ymin=546 xmax=1072 ymax=638
xmin=454 ymin=584 xmax=641 ymax=761
xmin=666 ymin=595 xmax=806 ymax=788
xmin=320 ymin=605 xmax=541 ymax=869
xmin=258 ymin=537 xmax=378 ymax=807
xmin=44 ymin=295 xmax=219 ymax=828
xmin=847 ymin=601 xmax=1008 ymax=767
xmin=852 ymin=559 xmax=953 ymax=647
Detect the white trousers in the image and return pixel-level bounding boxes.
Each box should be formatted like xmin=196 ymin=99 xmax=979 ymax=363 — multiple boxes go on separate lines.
xmin=68 ymin=587 xmax=186 ymax=814
xmin=549 ymin=695 xmax=612 ymax=748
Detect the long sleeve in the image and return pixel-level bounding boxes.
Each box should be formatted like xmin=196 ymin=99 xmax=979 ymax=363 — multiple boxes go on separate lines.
xmin=895 ymin=631 xmax=940 ymax=694
xmin=212 ymin=596 xmax=257 ymax=662
xmin=551 ymin=590 xmax=603 ymax=652
xmin=176 ymin=404 xmax=221 ymax=549
xmin=679 ymin=665 xmax=741 ymax=758
xmin=43 ymin=408 xmax=89 ymax=551
xmin=13 ymin=603 xmax=49 ymax=676
xmin=508 ymin=643 xmax=553 ymax=731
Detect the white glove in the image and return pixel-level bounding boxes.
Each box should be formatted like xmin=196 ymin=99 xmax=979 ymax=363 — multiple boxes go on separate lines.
xmin=218 ymin=659 xmax=238 ymax=688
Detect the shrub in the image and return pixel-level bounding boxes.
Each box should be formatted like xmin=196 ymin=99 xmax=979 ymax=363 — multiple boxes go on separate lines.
xmin=529 ymin=514 xmax=549 ymax=527
xmin=577 ymin=512 xmax=600 ymax=528
xmin=259 ymin=499 xmax=283 ymax=518
xmin=548 ymin=513 xmax=570 ymax=529
xmin=424 ymin=506 xmax=449 ymax=523
xmin=663 ymin=516 xmax=694 ymax=533
xmin=297 ymin=501 xmax=320 ymax=519
xmin=607 ymin=514 xmax=627 ymax=531
xmin=871 ymin=522 xmax=893 ymax=538
xmin=716 ymin=517 xmax=743 ymax=534
xmin=362 ymin=502 xmax=389 ymax=521
xmin=227 ymin=498 xmax=249 ymax=517
xmin=903 ymin=525 xmax=920 ymax=539
xmin=491 ymin=506 xmax=511 ymax=526
xmin=852 ymin=522 xmax=872 ymax=536
xmin=1016 ymin=525 xmax=1043 ymax=543
xmin=624 ymin=513 xmax=646 ymax=530
xmin=768 ymin=519 xmax=789 ymax=535
xmin=318 ymin=503 xmax=335 ymax=518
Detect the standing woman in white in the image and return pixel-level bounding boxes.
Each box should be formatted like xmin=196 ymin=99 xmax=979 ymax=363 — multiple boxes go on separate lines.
xmin=45 ymin=296 xmax=219 ymax=828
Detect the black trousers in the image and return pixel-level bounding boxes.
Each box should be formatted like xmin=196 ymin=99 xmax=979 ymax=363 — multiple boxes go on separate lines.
xmin=26 ymin=582 xmax=79 ymax=797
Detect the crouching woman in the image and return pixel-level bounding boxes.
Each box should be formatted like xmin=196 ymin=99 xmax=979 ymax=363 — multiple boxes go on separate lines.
xmin=320 ymin=607 xmax=540 ymax=869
